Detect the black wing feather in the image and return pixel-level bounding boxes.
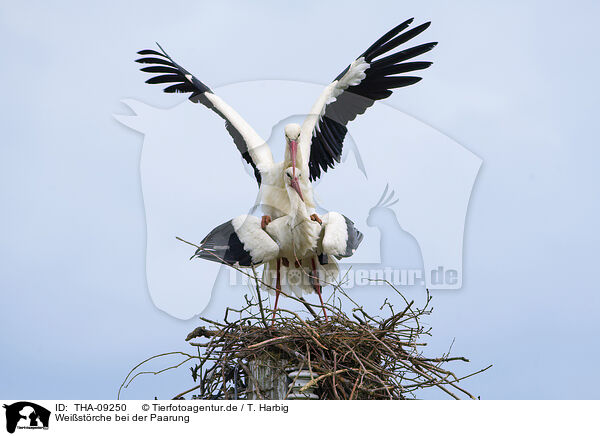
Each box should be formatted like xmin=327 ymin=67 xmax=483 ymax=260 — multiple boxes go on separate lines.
xmin=194 ymin=220 xmax=255 ymax=267
xmin=137 ymin=49 xmax=164 ymax=56
xmin=163 ymin=83 xmax=197 ymax=93
xmin=360 ymin=18 xmax=414 ymax=61
xmin=140 ymin=65 xmax=181 ymax=74
xmin=135 ymin=47 xmax=211 ymax=98
xmin=136 ymin=43 xmax=263 ymax=186
xmin=308 ymin=20 xmax=436 ymax=181
xmin=364 ymin=22 xmax=431 ymax=61
xmin=145 ymin=74 xmax=186 ymax=84
xmin=370 ymin=42 xmax=437 ymax=70
xmin=341 ymin=215 xmax=364 ymax=258
xmin=319 ymin=119 xmax=344 ymax=164
xmin=369 ymin=61 xmax=432 ymax=76
xmin=135 ymin=57 xmax=174 ymax=66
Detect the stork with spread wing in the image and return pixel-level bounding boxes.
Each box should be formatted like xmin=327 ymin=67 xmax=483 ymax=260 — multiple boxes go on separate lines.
xmin=136 ymin=18 xmax=436 ymax=225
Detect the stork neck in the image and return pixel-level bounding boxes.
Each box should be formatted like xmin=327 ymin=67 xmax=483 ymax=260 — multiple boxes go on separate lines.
xmin=287 ymin=186 xmax=309 ymax=225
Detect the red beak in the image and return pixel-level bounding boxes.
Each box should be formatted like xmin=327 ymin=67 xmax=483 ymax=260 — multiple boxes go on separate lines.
xmin=290 ymin=176 xmax=304 ymax=202
xmin=290 ymin=140 xmax=298 ymax=179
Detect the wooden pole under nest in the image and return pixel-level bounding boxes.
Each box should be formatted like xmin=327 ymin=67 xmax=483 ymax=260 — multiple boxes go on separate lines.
xmin=247 ymin=356 xmax=288 ymax=400
xmin=247 ymin=355 xmax=318 ymax=400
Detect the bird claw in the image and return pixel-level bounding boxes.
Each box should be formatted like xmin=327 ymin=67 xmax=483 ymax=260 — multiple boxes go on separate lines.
xmin=261 ymin=215 xmax=272 ymax=230
xmin=281 ymin=258 xmax=289 ymax=267
xmin=310 ymin=213 xmax=322 ymax=225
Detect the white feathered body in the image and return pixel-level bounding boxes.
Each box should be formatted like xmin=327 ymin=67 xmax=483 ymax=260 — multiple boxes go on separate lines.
xmin=259 ymin=162 xmax=315 ymax=219
xmin=260 ymin=196 xmax=355 ymax=297
xmin=197 ymin=193 xmax=360 ymax=297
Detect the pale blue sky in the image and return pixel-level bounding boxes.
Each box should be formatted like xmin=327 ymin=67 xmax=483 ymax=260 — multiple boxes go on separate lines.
xmin=1 ymin=1 xmax=600 ymax=399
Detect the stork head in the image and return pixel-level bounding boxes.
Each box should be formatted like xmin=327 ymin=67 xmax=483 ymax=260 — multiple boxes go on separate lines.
xmin=284 ymin=166 xmax=304 ymax=202
xmin=284 ymin=123 xmax=301 ymax=178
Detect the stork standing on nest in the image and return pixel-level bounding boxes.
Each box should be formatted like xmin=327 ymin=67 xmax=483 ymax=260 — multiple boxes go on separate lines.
xmin=136 ymin=18 xmax=436 ymax=225
xmin=195 ymin=167 xmax=363 ymax=322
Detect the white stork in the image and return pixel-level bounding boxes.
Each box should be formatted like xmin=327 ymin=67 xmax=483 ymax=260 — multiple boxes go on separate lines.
xmin=194 ymin=167 xmax=363 ymax=321
xmin=136 ymin=18 xmax=436 ymax=225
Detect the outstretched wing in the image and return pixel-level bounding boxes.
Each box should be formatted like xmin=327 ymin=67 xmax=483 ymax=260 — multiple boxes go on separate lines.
xmin=299 ymin=18 xmax=437 ymax=181
xmin=194 ymin=215 xmax=279 ymax=267
xmin=136 ymin=44 xmax=274 ymax=185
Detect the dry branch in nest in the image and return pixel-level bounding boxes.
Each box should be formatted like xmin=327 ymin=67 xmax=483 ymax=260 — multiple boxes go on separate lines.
xmin=119 ymin=274 xmax=490 ymax=400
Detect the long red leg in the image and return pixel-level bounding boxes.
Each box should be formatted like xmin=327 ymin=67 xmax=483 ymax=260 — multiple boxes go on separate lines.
xmin=311 ymin=257 xmax=328 ymax=321
xmin=271 ymin=258 xmax=281 ymax=325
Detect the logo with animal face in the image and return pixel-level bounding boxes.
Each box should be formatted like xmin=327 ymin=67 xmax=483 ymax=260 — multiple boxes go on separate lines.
xmin=3 ymin=402 xmax=50 ymax=434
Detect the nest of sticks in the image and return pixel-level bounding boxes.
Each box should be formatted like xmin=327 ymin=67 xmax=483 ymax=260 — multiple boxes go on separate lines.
xmin=117 ymin=267 xmax=491 ymax=400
